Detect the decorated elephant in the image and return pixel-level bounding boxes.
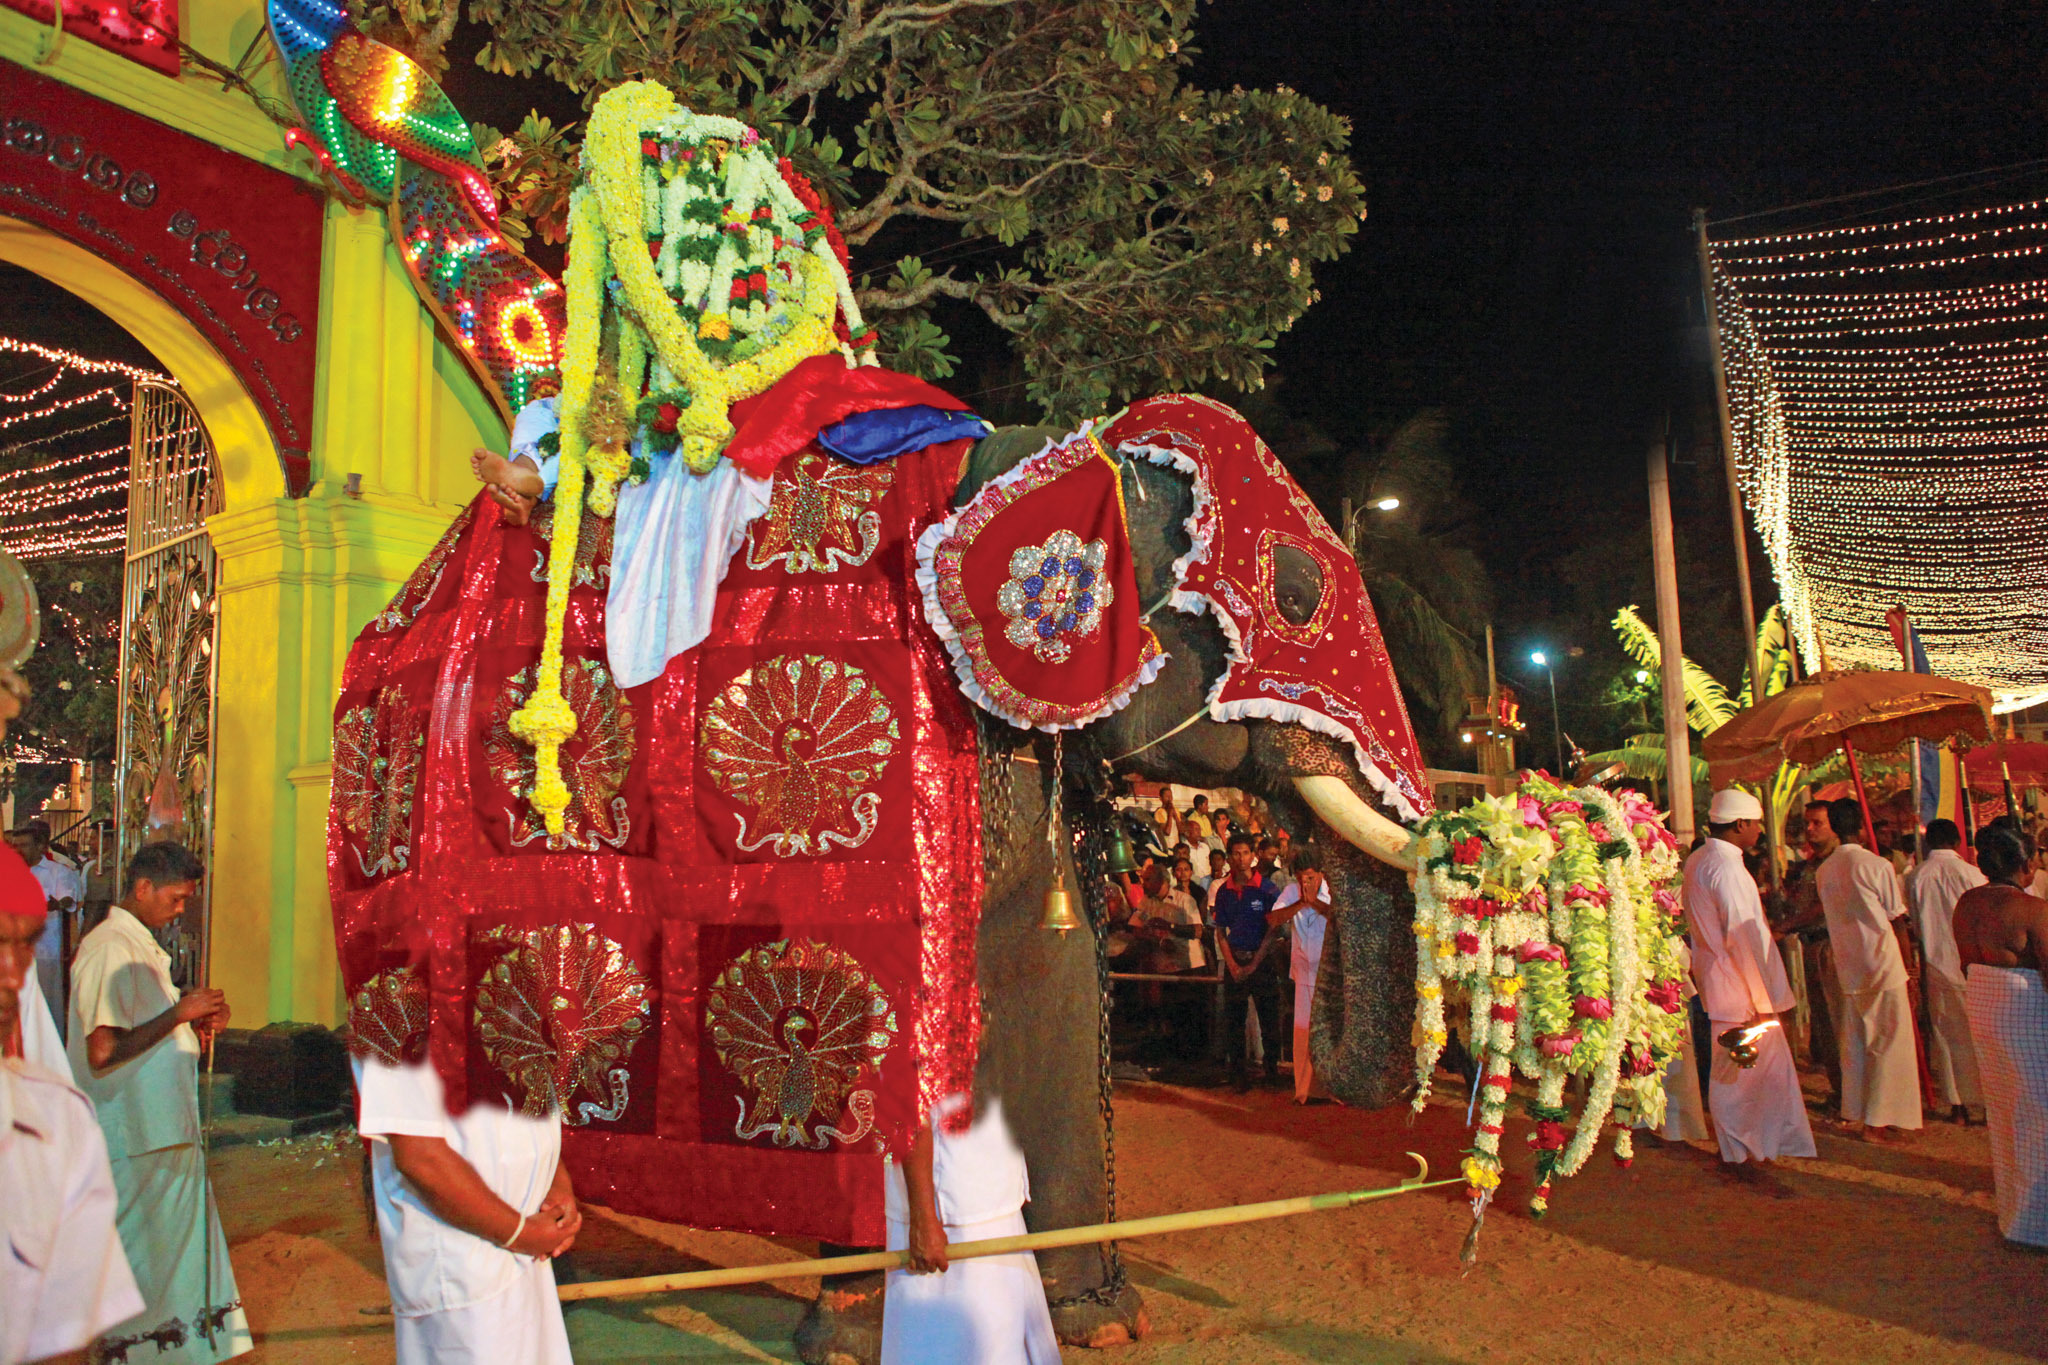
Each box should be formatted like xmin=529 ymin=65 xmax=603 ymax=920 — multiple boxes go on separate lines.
xmin=329 ymin=391 xmax=1430 ymax=1353
xmin=292 ymin=25 xmax=1432 ymax=1356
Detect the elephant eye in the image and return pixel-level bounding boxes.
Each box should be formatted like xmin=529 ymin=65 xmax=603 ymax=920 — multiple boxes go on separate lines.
xmin=1270 ymin=542 xmax=1324 ymax=628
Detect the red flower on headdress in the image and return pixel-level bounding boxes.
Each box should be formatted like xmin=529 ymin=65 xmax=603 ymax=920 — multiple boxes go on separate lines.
xmin=652 ymin=403 xmax=680 ymax=435
xmin=1451 ymin=836 xmax=1483 ymax=866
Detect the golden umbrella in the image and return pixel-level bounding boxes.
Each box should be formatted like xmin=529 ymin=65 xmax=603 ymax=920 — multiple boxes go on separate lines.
xmin=1702 ymin=668 xmax=1993 ymax=845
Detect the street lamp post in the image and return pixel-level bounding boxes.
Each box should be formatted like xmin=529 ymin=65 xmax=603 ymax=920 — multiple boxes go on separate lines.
xmin=1531 ymin=651 xmax=1563 ymax=776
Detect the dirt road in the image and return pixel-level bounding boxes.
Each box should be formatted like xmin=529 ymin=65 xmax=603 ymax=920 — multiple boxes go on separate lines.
xmin=215 ymin=1081 xmax=2045 ymax=1363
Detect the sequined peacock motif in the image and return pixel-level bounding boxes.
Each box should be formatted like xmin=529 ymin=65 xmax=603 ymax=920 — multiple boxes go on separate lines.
xmin=484 ymin=659 xmax=635 ymax=851
xmin=346 ymin=966 xmax=428 ymax=1066
xmin=475 ymin=925 xmax=651 ymax=1125
xmin=744 ymin=451 xmax=894 ymax=574
xmin=332 ymin=685 xmax=424 ymax=878
xmin=701 ymin=654 xmax=899 ymax=856
xmin=706 ymin=939 xmax=896 ymax=1149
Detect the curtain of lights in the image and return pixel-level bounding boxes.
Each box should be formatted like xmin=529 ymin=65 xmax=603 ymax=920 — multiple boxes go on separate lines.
xmin=1709 ymin=197 xmax=2048 ymax=711
xmin=0 ymin=336 xmax=166 ymax=560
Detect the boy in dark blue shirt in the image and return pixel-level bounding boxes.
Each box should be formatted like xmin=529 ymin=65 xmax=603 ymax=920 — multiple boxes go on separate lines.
xmin=1209 ymin=833 xmax=1283 ymax=1089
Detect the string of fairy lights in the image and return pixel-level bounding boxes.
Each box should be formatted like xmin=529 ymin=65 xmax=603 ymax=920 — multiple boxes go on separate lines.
xmin=0 ymin=337 xmax=167 ymax=560
xmin=1710 ymin=195 xmax=2048 ymax=709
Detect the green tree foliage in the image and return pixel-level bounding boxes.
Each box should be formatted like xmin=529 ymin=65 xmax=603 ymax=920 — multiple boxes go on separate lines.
xmin=372 ymin=0 xmax=1369 ymax=420
xmin=1 ymin=548 xmax=120 ymax=816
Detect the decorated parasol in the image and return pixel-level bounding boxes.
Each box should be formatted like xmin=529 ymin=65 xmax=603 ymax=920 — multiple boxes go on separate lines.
xmin=1703 ymin=668 xmax=1992 ymax=849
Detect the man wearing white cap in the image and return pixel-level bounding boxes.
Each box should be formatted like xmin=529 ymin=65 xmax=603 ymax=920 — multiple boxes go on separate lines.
xmin=1683 ymin=788 xmax=1817 ymax=1169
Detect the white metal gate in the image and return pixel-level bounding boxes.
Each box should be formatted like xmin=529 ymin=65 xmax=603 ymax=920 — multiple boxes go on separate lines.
xmin=114 ymin=378 xmax=222 ymax=986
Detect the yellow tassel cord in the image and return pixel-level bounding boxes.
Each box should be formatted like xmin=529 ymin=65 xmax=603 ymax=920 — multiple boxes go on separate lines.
xmin=506 ymin=189 xmax=606 ymax=835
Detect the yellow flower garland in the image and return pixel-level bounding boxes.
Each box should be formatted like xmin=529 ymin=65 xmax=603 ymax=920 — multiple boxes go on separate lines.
xmin=585 ymin=81 xmax=840 ymax=474
xmin=508 ymin=84 xmax=848 ymax=835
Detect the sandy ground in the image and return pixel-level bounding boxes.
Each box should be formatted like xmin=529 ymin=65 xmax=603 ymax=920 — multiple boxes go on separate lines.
xmin=215 ymin=1079 xmax=2048 ymax=1364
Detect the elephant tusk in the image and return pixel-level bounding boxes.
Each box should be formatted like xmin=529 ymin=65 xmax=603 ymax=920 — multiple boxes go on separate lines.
xmin=1292 ymin=774 xmax=1418 ymax=872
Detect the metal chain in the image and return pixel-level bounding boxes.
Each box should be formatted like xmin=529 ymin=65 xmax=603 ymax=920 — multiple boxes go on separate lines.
xmin=1046 ymin=742 xmax=1128 ymax=1311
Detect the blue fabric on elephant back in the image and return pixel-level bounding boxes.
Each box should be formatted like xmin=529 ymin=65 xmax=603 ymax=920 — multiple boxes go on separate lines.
xmin=820 ymin=405 xmax=991 ymax=466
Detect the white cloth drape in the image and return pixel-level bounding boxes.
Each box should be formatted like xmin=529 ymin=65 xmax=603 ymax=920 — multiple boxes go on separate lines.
xmin=1965 ymin=964 xmax=2048 ymax=1246
xmin=1706 ymin=1021 xmax=1815 ymax=1162
xmin=510 ymin=397 xmax=774 ymax=689
xmin=1839 ymin=983 xmax=1923 ymax=1130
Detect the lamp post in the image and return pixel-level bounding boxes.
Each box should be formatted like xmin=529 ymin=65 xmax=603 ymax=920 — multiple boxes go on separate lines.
xmin=1531 ymin=650 xmax=1563 ymax=777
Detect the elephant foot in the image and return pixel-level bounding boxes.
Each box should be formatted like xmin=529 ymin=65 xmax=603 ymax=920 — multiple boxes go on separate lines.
xmin=793 ymin=1266 xmax=886 ymax=1365
xmin=1051 ymin=1281 xmax=1150 ymax=1349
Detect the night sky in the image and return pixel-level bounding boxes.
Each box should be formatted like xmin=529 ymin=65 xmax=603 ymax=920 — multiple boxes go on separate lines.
xmin=6 ymin=3 xmax=2046 ymax=765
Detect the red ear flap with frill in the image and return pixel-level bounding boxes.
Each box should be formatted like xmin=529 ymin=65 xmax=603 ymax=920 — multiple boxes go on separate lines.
xmin=917 ymin=428 xmax=1164 ymax=730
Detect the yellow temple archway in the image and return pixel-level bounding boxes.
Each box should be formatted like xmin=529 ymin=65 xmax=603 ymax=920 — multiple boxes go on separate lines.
xmin=0 ymin=5 xmax=507 ymax=1025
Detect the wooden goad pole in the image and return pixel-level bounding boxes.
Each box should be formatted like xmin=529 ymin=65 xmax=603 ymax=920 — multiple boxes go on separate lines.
xmin=559 ymin=1154 xmax=1455 ymax=1302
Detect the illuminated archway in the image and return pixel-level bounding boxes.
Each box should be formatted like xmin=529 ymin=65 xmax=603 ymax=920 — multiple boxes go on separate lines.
xmin=0 ymin=214 xmax=286 ymax=508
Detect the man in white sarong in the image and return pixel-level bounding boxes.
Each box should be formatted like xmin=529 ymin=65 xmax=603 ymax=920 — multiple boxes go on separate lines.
xmin=1683 ymin=789 xmax=1815 ymax=1167
xmin=1906 ymin=818 xmax=1986 ymax=1122
xmin=2 ymin=875 xmax=144 ymax=1365
xmin=883 ymin=1092 xmax=1059 ymax=1365
xmin=1813 ymin=797 xmax=1924 ymax=1141
xmin=1952 ymin=824 xmax=2048 ymax=1246
xmin=353 ymin=1054 xmax=579 ymax=1363
xmin=68 ymin=841 xmax=251 ymax=1363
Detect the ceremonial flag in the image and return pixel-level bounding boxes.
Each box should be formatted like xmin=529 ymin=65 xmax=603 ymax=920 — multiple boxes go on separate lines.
xmin=1884 ymin=607 xmax=1963 ymax=829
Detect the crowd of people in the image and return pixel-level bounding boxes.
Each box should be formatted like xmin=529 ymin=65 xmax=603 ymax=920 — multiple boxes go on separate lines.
xmin=1103 ymin=790 xmax=1329 ymax=1100
xmin=1678 ymin=785 xmax=2048 ymax=1247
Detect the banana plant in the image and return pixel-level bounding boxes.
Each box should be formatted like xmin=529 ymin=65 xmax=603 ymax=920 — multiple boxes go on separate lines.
xmin=1595 ymin=604 xmax=1807 ymax=848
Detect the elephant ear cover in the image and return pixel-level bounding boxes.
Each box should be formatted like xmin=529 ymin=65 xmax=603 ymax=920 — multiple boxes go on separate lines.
xmin=1103 ymin=395 xmax=1434 ymax=822
xmin=915 ymin=427 xmax=1167 ymax=730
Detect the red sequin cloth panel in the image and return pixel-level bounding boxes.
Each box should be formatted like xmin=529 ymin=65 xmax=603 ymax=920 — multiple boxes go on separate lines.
xmin=330 ymin=438 xmax=983 ymax=1244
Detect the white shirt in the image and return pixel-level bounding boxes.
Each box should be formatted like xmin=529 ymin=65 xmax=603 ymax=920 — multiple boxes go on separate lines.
xmin=1272 ymin=880 xmax=1331 ymax=982
xmin=354 ymin=1056 xmax=562 ymax=1317
xmin=1906 ymin=848 xmax=1986 ymax=991
xmin=27 ymin=859 xmax=81 ymax=965
xmin=67 ymin=905 xmax=201 ymax=1158
xmin=1682 ymin=838 xmax=1796 ymax=1022
xmin=1816 ymin=843 xmax=1910 ymax=994
xmin=1 ymin=1058 xmax=142 ymax=1365
xmin=15 ymin=962 xmax=65 ymax=1076
xmin=884 ymin=1094 xmax=1031 ymax=1229
xmin=1144 ymin=888 xmax=1207 ymax=971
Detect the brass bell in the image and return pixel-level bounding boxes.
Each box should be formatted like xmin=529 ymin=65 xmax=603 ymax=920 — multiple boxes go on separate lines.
xmin=1103 ymin=826 xmax=1138 ymax=877
xmin=1041 ymin=877 xmax=1083 ymax=934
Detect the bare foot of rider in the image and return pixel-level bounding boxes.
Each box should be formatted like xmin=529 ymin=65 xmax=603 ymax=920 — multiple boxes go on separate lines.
xmin=471 ymin=446 xmax=543 ymax=526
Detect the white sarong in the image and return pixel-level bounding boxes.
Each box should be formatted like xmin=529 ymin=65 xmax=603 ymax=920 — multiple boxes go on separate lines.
xmin=1707 ymin=1019 xmax=1815 ymax=1162
xmin=1655 ymin=1021 xmax=1710 ymax=1142
xmin=881 ymin=1206 xmax=1061 ymax=1365
xmin=1840 ymin=982 xmax=1923 ymax=1130
xmin=391 ymin=1256 xmax=572 ymax=1365
xmin=1965 ymin=965 xmax=2048 ymax=1246
xmin=1925 ymin=975 xmax=1983 ymax=1109
xmin=98 ymin=1143 xmax=251 ymax=1363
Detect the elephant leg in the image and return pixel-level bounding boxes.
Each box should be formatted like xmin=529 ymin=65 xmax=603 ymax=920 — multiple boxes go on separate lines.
xmin=793 ymin=1253 xmax=885 ymax=1365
